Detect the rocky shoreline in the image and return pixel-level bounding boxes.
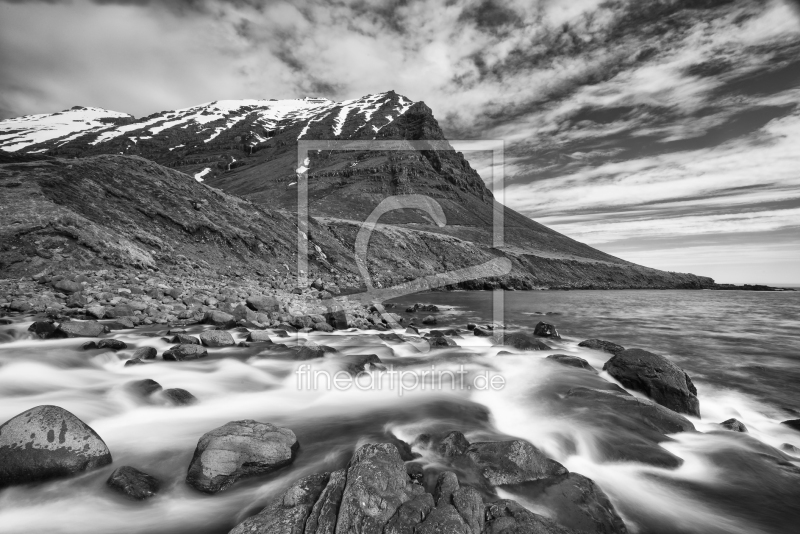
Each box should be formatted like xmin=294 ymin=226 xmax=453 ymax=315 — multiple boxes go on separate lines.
xmin=1 ymin=272 xmax=800 ymax=533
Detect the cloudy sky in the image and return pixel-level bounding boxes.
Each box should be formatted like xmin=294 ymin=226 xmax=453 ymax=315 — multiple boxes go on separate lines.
xmin=1 ymin=0 xmax=799 ymax=284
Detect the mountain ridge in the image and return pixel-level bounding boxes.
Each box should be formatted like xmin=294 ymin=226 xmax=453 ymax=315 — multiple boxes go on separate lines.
xmin=0 ymin=92 xmax=714 ymax=290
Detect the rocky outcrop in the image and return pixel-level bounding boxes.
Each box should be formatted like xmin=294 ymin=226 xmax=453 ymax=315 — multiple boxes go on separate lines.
xmin=186 ymin=420 xmax=298 ymax=494
xmin=578 ymin=339 xmax=625 ymax=356
xmin=465 ymin=440 xmax=568 ymax=485
xmin=199 ymin=330 xmax=235 ymax=347
xmin=603 ymin=349 xmax=700 ymax=417
xmin=493 ymin=332 xmax=551 ymax=351
xmin=163 ymin=344 xmax=208 ymax=361
xmin=547 ymin=354 xmax=596 ymax=371
xmin=720 ymin=418 xmax=747 ymax=432
xmin=106 ymin=466 xmax=161 ymax=500
xmin=0 ymin=405 xmax=112 ymax=488
xmin=227 ymin=442 xmax=593 ymax=534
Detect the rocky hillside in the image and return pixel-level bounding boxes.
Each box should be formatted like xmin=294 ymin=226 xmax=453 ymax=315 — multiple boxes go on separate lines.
xmin=0 ymin=93 xmax=714 ymax=290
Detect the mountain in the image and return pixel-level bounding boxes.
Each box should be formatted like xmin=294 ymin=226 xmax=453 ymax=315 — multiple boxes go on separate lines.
xmin=0 ymin=93 xmax=714 ymax=290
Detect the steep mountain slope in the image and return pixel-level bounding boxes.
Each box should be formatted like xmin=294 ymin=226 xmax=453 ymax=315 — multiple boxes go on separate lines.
xmin=0 ymin=93 xmax=714 ymax=289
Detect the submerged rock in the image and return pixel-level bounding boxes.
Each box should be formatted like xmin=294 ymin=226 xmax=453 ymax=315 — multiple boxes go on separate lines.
xmin=603 ymin=348 xmax=700 ymax=417
xmin=186 ymin=420 xmax=298 ymax=494
xmin=132 ymin=346 xmax=157 ymax=360
xmin=578 ymin=339 xmax=625 ymax=356
xmin=493 ymin=332 xmax=552 ymax=351
xmin=163 ymin=388 xmax=198 ymax=406
xmin=484 ymin=499 xmax=576 ymax=534
xmin=106 ymin=466 xmax=161 ymax=500
xmin=199 ymin=330 xmax=235 ymax=347
xmin=781 ymin=419 xmax=800 ymax=432
xmin=98 ymin=339 xmax=127 ymax=351
xmin=720 ymin=418 xmax=748 ymax=432
xmin=163 ymin=344 xmax=207 ymax=361
xmin=534 ymin=321 xmax=561 ymax=339
xmin=126 ymin=379 xmax=163 ymax=397
xmin=0 ymin=405 xmax=112 ymax=488
xmin=465 ymin=440 xmax=567 ymax=485
xmin=547 ymin=354 xmax=596 ymax=372
xmin=57 ymin=320 xmax=108 ymax=338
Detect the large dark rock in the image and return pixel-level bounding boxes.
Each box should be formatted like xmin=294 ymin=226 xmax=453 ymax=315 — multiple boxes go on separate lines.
xmin=97 ymin=339 xmax=127 ymax=350
xmin=507 ymin=473 xmax=627 ymax=534
xmin=603 ymin=349 xmax=700 ymax=417
xmin=385 ymin=493 xmax=436 ymax=534
xmin=246 ymin=295 xmax=281 ymax=313
xmin=56 ymin=320 xmax=108 ymax=338
xmin=465 ymin=440 xmax=567 ymax=485
xmin=547 ymin=354 xmax=596 ymax=371
xmin=781 ymin=419 xmax=800 ymax=432
xmin=106 ymin=466 xmax=161 ymax=500
xmin=336 ymin=443 xmax=420 ymax=533
xmin=203 ymin=310 xmax=236 ymax=328
xmin=246 ymin=330 xmax=274 ymax=343
xmin=163 ymin=388 xmax=198 ymax=406
xmin=493 ymin=332 xmax=551 ymax=351
xmin=132 ymin=346 xmax=157 ymax=360
xmin=0 ymin=405 xmax=112 ymax=488
xmin=473 ymin=327 xmax=493 ymax=337
xmin=28 ymin=320 xmax=64 ymax=339
xmin=484 ymin=499 xmax=576 ymax=534
xmin=126 ymin=379 xmax=163 ymax=397
xmin=534 ymin=321 xmax=561 ymax=339
xmin=229 ymin=472 xmax=330 ymax=534
xmin=199 ymin=330 xmax=235 ymax=347
xmin=578 ymin=339 xmax=625 ymax=356
xmin=438 ymin=431 xmax=471 ymax=458
xmin=163 ymin=344 xmax=207 ymax=361
xmin=305 ymin=468 xmax=348 ymax=534
xmin=561 ymin=386 xmax=694 ymax=468
xmin=429 ymin=336 xmax=459 ymax=349
xmin=171 ymin=334 xmax=200 ymax=345
xmin=186 ymin=420 xmax=298 ymax=494
xmin=720 ymin=418 xmax=748 ymax=432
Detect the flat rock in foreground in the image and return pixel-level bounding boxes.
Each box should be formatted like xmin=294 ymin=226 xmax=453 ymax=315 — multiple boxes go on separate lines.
xmin=465 ymin=440 xmax=568 ymax=485
xmin=603 ymin=348 xmax=700 ymax=417
xmin=186 ymin=420 xmax=298 ymax=494
xmin=0 ymin=405 xmax=112 ymax=488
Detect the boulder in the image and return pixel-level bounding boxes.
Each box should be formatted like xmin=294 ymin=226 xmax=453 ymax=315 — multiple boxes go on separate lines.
xmin=124 ymin=358 xmax=143 ymax=367
xmin=202 ymin=310 xmax=236 ymax=328
xmin=163 ymin=388 xmax=198 ymax=406
xmin=493 ymin=332 xmax=551 ymax=351
xmin=533 ymin=321 xmax=561 ymax=339
xmin=547 ymin=354 xmax=596 ymax=371
xmin=97 ymin=339 xmax=127 ymax=351
xmin=132 ymin=346 xmax=157 ymax=360
xmin=246 ymin=330 xmax=274 ymax=342
xmin=52 ymin=279 xmax=83 ymax=294
xmin=295 ymin=341 xmax=335 ymax=361
xmin=603 ymin=349 xmax=700 ymax=417
xmin=437 ymin=431 xmax=471 ymax=458
xmin=780 ymin=443 xmax=799 ymax=455
xmin=305 ymin=468 xmax=348 ymax=534
xmin=28 ymin=320 xmax=63 ymax=340
xmin=465 ymin=440 xmax=567 ymax=485
xmin=452 ymin=486 xmax=485 ymax=533
xmin=85 ymin=306 xmax=107 ymax=319
xmin=781 ymin=419 xmax=800 ymax=432
xmin=199 ymin=330 xmax=235 ymax=347
xmin=343 ymin=354 xmax=386 ymax=376
xmin=81 ymin=341 xmax=98 ymax=350
xmin=57 ymin=320 xmax=108 ymax=338
xmin=385 ymin=493 xmax=436 ymax=534
xmin=720 ymin=418 xmax=748 ymax=432
xmin=126 ymin=379 xmax=163 ymax=397
xmin=106 ymin=304 xmax=135 ymax=318
xmin=561 ymin=386 xmax=693 ymax=468
xmin=163 ymin=344 xmax=208 ymax=361
xmin=336 ymin=443 xmax=420 ymax=533
xmin=0 ymin=405 xmax=112 ymax=488
xmin=106 ymin=466 xmax=161 ymax=500
xmin=508 ymin=473 xmax=627 ymax=534
xmin=65 ymin=292 xmax=86 ymax=308
xmin=429 ymin=336 xmax=459 ymax=349
xmin=171 ymin=334 xmax=200 ymax=345
xmin=422 ymin=315 xmax=437 ymax=325
xmin=473 ymin=327 xmax=492 ymax=337
xmin=186 ymin=420 xmax=298 ymax=493
xmin=484 ymin=499 xmax=576 ymax=534
xmin=578 ymin=339 xmax=625 ymax=356
xmin=229 ymin=472 xmax=330 ymax=534
xmin=433 ymin=471 xmax=459 ymax=505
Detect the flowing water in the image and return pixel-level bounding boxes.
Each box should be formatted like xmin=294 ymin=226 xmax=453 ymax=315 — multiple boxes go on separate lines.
xmin=0 ymin=290 xmax=798 ymax=534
